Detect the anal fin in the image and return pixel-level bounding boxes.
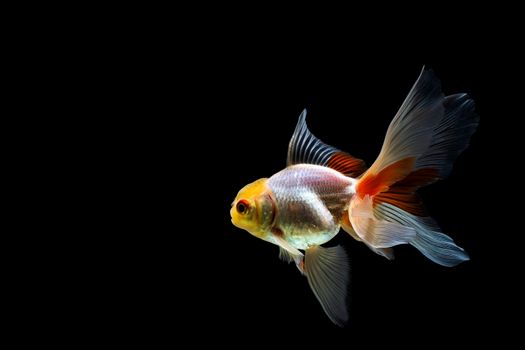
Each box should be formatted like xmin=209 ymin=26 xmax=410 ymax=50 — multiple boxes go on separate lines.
xmin=341 ymin=214 xmax=361 ymax=241
xmin=365 ymin=244 xmax=395 ymax=260
xmin=349 ymin=195 xmax=416 ymax=248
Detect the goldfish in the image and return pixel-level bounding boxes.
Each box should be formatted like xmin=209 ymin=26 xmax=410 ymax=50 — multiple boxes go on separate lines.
xmin=230 ymin=68 xmax=479 ymax=327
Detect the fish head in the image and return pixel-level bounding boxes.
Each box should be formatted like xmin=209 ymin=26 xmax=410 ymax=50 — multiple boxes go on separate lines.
xmin=231 ymin=178 xmax=275 ymax=239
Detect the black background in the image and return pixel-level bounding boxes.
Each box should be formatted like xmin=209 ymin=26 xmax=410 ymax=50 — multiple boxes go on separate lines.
xmin=108 ymin=62 xmax=504 ymax=344
xmin=16 ymin=7 xmax=522 ymax=347
xmin=81 ymin=36 xmax=516 ymax=345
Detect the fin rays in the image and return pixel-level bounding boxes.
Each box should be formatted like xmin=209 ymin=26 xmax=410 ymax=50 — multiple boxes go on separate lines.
xmin=305 ymin=245 xmax=350 ymax=327
xmin=287 ymin=110 xmax=366 ymax=177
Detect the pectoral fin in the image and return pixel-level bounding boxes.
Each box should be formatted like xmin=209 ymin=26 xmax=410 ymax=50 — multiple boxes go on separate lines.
xmin=279 ymin=247 xmax=306 ymax=274
xmin=272 ymin=234 xmax=303 ymax=257
xmin=278 ymin=247 xmax=295 ymax=263
xmin=305 ymin=245 xmax=350 ymax=327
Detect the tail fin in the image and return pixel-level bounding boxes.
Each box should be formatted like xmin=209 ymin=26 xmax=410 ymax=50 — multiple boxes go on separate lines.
xmin=374 ymin=204 xmax=469 ymax=266
xmin=347 ymin=68 xmax=478 ymax=266
xmin=416 ymin=93 xmax=479 ymax=178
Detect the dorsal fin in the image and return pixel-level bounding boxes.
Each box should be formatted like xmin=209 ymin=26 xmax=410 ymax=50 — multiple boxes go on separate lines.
xmin=287 ymin=109 xmax=366 ymax=177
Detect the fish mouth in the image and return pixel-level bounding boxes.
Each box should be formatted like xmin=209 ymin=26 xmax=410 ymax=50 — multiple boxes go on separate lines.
xmin=230 ymin=217 xmax=242 ymax=229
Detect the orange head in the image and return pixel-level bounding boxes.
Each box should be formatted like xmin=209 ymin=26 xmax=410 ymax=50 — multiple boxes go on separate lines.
xmin=230 ymin=178 xmax=276 ymax=239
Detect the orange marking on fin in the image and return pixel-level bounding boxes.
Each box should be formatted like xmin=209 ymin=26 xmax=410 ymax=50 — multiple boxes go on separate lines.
xmin=373 ymin=168 xmax=441 ymax=216
xmin=357 ymin=157 xmax=416 ymax=198
xmin=373 ymin=192 xmax=426 ymax=216
xmin=340 ymin=213 xmax=352 ymax=228
xmin=298 ymin=259 xmax=306 ymax=273
xmin=326 ymin=151 xmax=366 ymax=177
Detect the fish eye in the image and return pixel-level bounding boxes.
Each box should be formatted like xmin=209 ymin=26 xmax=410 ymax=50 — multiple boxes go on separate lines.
xmin=236 ymin=200 xmax=250 ymax=214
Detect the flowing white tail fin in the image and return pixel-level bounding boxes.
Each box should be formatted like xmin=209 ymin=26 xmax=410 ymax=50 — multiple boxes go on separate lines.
xmin=348 ymin=68 xmax=478 ymax=266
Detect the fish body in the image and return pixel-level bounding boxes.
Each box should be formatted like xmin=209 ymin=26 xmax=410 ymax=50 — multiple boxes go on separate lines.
xmin=230 ymin=68 xmax=479 ymax=326
xmin=267 ymin=164 xmax=355 ymax=249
